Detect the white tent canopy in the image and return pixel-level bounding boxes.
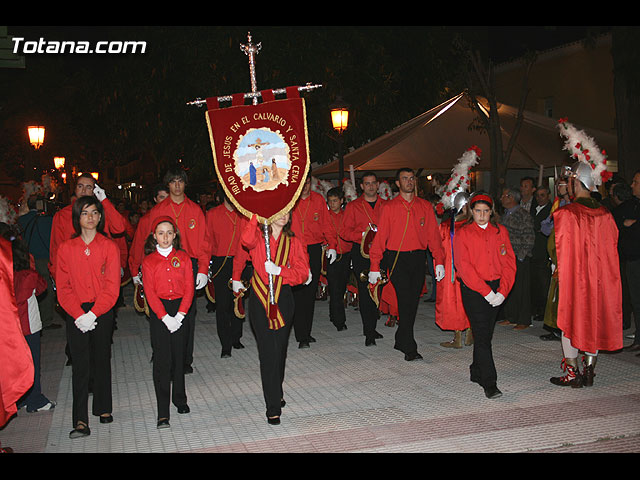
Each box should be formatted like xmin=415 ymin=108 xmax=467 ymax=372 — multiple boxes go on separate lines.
xmin=314 ymin=91 xmax=617 ymax=178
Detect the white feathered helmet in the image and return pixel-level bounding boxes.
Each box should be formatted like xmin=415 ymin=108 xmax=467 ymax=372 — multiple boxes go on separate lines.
xmin=436 ymin=145 xmax=481 ymax=216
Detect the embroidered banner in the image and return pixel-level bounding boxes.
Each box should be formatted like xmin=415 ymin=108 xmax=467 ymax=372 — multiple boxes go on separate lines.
xmin=205 ymin=89 xmax=310 ymax=224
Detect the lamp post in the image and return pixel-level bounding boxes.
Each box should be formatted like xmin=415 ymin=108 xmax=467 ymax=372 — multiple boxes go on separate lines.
xmin=330 ymin=98 xmax=349 ymax=183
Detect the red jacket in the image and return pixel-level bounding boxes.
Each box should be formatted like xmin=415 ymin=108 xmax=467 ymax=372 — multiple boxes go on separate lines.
xmin=341 ymin=195 xmax=387 ymax=244
xmin=453 ymin=221 xmax=516 ymax=298
xmin=325 ymin=209 xmax=349 ymax=254
xmin=205 ymin=204 xmax=247 ymax=258
xmin=290 ymin=192 xmax=331 ymax=246
xmin=55 ymin=233 xmax=121 ymax=319
xmin=146 ymin=197 xmax=210 ymax=275
xmin=14 ymin=269 xmax=47 ymax=335
xmin=142 ymin=248 xmax=194 ymax=318
xmin=49 ymin=198 xmax=126 ymax=280
xmin=369 ymin=195 xmax=445 ymax=272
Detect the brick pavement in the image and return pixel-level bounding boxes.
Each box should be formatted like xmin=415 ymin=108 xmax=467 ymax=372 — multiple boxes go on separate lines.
xmin=2 ymin=284 xmax=640 ymax=453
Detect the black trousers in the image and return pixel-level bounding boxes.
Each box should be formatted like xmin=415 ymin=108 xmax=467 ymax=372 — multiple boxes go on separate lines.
xmin=351 ymin=244 xmax=379 ymax=339
xmin=149 ymin=298 xmax=188 ymax=419
xmin=627 ymin=258 xmax=640 ymax=345
xmin=530 ymin=257 xmax=550 ymax=318
xmin=65 ymin=302 xmax=113 ymax=427
xmin=185 ymin=258 xmax=198 ymax=367
xmin=460 ymin=279 xmax=501 ymax=388
xmin=387 ymin=250 xmax=427 ymax=354
xmin=326 ymin=250 xmax=351 ymax=328
xmin=249 ymin=285 xmax=294 ymax=418
xmin=292 ymin=243 xmax=321 ymax=342
xmin=211 ymin=256 xmax=244 ymax=354
xmin=502 ymin=257 xmax=531 ymax=325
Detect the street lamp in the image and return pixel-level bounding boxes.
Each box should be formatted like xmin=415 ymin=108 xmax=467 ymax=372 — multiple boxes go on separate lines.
xmin=330 ymin=97 xmax=350 ymax=183
xmin=54 ymin=156 xmax=65 ymax=169
xmin=28 ymin=126 xmax=45 ymax=149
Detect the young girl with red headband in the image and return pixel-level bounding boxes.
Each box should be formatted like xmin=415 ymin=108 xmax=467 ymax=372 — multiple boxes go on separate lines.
xmin=142 ymin=215 xmax=194 ymax=429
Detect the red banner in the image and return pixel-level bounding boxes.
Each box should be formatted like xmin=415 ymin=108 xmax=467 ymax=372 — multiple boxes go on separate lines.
xmin=205 ymin=90 xmax=310 ymax=223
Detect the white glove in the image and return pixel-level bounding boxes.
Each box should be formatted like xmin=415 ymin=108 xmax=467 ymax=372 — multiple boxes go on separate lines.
xmin=368 ymin=271 xmax=381 ymax=284
xmin=232 ymin=280 xmax=245 ymax=294
xmin=434 ymin=264 xmax=445 ymax=282
xmin=304 ymin=269 xmax=312 ymax=285
xmin=484 ymin=291 xmax=498 ymax=305
xmin=490 ymin=292 xmax=505 ymax=307
xmin=120 ymin=267 xmax=124 ymax=278
xmin=161 ymin=314 xmax=180 ymax=333
xmin=132 ymin=274 xmax=142 ymax=286
xmin=93 ymin=183 xmax=107 ymax=202
xmin=75 ymin=311 xmax=97 ymax=333
xmin=326 ymin=249 xmax=337 ymax=265
xmin=195 ymin=273 xmax=208 ymax=290
xmin=174 ymin=312 xmax=185 ymax=325
xmin=264 ymin=260 xmax=282 ymax=276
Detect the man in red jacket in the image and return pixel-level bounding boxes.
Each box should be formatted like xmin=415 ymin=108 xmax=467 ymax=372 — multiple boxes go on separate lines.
xmin=369 ymin=168 xmax=446 ymax=361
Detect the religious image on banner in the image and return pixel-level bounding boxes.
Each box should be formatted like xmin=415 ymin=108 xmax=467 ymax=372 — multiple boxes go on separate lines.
xmin=235 ymin=129 xmax=290 ymax=192
xmin=205 ymin=88 xmax=310 ymax=224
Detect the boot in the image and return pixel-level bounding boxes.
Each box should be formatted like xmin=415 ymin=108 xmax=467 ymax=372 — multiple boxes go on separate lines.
xmin=440 ymin=330 xmax=462 ymax=349
xmin=582 ymin=354 xmax=597 ymax=387
xmin=464 ymin=328 xmax=474 ymax=346
xmin=550 ymin=358 xmax=583 ymax=388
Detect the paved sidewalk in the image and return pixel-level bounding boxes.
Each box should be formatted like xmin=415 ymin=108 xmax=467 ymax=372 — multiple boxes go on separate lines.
xmin=2 ymin=284 xmax=640 ymax=453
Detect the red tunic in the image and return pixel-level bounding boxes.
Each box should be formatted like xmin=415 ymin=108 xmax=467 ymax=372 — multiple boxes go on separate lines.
xmin=453 ymin=221 xmax=516 ymax=298
xmin=205 ymin=204 xmax=246 ymax=258
xmin=142 ymin=248 xmax=195 ymax=318
xmin=0 ymin=238 xmax=34 ymax=427
xmin=435 ymin=220 xmax=470 ymax=331
xmin=234 ymin=219 xmax=310 ymax=287
xmin=49 ymin=198 xmax=126 ymax=280
xmin=55 ymin=233 xmax=121 ymax=320
xmin=325 ymin=209 xmax=348 ymax=254
xmin=369 ymin=195 xmax=445 ymax=272
xmin=340 ymin=195 xmax=387 ymax=244
xmin=147 ymin=197 xmax=210 ymax=275
xmin=290 ymin=192 xmax=331 ymax=246
xmin=554 ymin=201 xmax=622 ymax=352
xmin=128 ymin=210 xmax=153 ymax=277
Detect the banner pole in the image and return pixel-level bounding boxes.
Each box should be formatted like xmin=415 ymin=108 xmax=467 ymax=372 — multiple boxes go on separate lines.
xmin=186 ymin=84 xmax=322 ymax=107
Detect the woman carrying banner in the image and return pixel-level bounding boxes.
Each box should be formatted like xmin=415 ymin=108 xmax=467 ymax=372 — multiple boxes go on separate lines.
xmin=141 ymin=216 xmax=194 ymax=429
xmin=233 ymin=213 xmax=310 ymax=425
xmin=453 ymin=192 xmax=516 ymax=399
xmin=56 ymin=196 xmax=121 ymax=438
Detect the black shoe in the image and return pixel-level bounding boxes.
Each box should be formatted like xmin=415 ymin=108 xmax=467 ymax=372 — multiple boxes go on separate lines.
xmin=484 ymin=385 xmax=503 ymax=399
xmin=69 ymin=423 xmax=91 ymax=439
xmin=365 ymin=338 xmax=376 ymax=346
xmin=374 ymin=330 xmax=383 ymax=339
xmin=281 ymin=399 xmax=286 ymax=408
xmin=267 ymin=416 xmax=281 ymax=425
xmin=157 ymin=418 xmax=170 ymax=429
xmin=308 ymin=336 xmax=316 ymax=343
xmin=404 ymin=352 xmax=423 ymax=361
xmin=232 ymin=341 xmax=244 ymax=349
xmin=336 ymin=324 xmax=347 ymax=331
xmin=298 ymin=341 xmax=310 ymax=349
xmin=99 ymin=414 xmax=113 ymax=424
xmin=177 ymin=404 xmax=190 ymax=414
xmin=184 ymin=365 xmax=193 ymax=374
xmin=221 ymin=351 xmax=232 ymax=358
xmin=623 ymin=343 xmax=640 ymax=352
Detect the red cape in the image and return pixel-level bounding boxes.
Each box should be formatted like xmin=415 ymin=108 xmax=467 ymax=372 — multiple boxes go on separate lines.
xmin=554 ymin=200 xmax=622 ymax=352
xmin=435 ymin=220 xmax=469 ymax=331
xmin=0 ymin=237 xmax=34 ymax=427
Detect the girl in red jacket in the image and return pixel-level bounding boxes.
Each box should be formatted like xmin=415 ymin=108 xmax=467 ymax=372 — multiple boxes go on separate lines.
xmin=142 ymin=215 xmax=194 ymax=429
xmin=56 ymin=196 xmax=121 ymax=438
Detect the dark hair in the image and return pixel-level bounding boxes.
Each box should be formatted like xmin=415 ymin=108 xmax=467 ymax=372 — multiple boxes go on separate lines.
xmin=0 ymin=223 xmax=30 ymax=271
xmin=612 ymin=183 xmax=632 ymax=203
xmin=153 ymin=183 xmax=170 ymax=200
xmin=72 ymin=196 xmax=105 ymax=237
xmin=144 ymin=220 xmax=183 ymax=255
xmin=395 ymin=167 xmax=414 ymax=182
xmin=520 ymin=176 xmax=535 ymax=186
xmin=163 ymin=168 xmax=188 ymax=186
xmin=360 ymin=171 xmax=378 ymax=183
xmin=327 ymin=186 xmax=343 ymax=200
xmin=466 ymin=191 xmax=501 ymax=232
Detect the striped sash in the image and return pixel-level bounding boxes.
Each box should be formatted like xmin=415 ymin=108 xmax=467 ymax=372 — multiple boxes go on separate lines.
xmin=251 ymin=234 xmax=291 ymax=330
